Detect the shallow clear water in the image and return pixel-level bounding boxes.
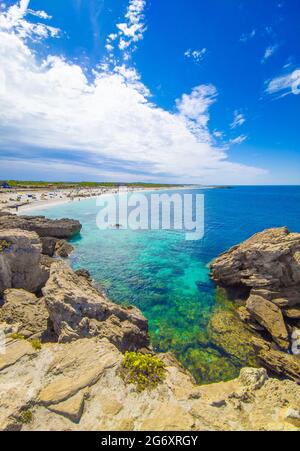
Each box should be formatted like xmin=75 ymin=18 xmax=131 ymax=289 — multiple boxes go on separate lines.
xmin=33 ymin=186 xmax=300 ymax=384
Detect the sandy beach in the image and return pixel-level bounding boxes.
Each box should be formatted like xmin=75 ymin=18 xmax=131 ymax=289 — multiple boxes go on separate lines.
xmin=0 ymin=185 xmax=188 ymax=214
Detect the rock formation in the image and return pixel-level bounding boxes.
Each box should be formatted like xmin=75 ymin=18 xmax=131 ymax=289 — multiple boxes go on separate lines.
xmin=0 ymin=220 xmax=299 ymax=431
xmin=42 ymin=261 xmax=149 ymax=351
xmin=0 ymin=212 xmax=82 ymax=239
xmin=210 ymin=227 xmax=300 ymax=381
xmin=0 ymin=229 xmax=48 ymax=296
xmin=0 ymin=336 xmax=299 ymax=431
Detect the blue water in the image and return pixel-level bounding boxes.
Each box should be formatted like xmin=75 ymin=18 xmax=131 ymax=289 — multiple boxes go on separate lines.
xmin=33 ymin=186 xmax=300 ymax=383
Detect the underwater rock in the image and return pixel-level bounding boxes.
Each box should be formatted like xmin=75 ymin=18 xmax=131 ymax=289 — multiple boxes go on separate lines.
xmin=207 ymin=309 xmax=259 ymax=366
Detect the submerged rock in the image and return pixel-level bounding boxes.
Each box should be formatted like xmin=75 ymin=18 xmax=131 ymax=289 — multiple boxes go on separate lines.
xmin=42 ymin=261 xmax=149 ymax=351
xmin=207 ymin=309 xmax=259 ymax=367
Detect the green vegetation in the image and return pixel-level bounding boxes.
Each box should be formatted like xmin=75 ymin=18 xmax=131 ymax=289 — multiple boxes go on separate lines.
xmin=10 ymin=333 xmax=25 ymax=340
xmin=6 ymin=180 xmax=181 ymax=190
xmin=29 ymin=339 xmax=42 ymax=351
xmin=120 ymin=352 xmax=166 ymax=392
xmin=19 ymin=409 xmax=33 ymax=424
xmin=0 ymin=240 xmax=11 ymax=253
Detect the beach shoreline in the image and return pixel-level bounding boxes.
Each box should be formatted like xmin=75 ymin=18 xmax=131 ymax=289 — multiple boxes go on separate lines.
xmin=0 ymin=184 xmax=200 ymax=215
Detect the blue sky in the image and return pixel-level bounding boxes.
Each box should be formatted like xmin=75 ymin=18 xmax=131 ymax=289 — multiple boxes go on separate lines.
xmin=0 ymin=0 xmax=299 ymax=184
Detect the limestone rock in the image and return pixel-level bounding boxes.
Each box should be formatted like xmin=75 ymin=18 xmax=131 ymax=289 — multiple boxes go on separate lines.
xmin=283 ymin=307 xmax=300 ymax=319
xmin=0 ymin=213 xmax=82 ymax=239
xmin=252 ymin=337 xmax=300 ymax=381
xmin=54 ymin=240 xmax=74 ymax=258
xmin=0 ymin=289 xmax=51 ymax=339
xmin=40 ymin=237 xmax=59 ymax=257
xmin=0 ymin=336 xmax=300 ymax=431
xmin=291 ymin=329 xmax=300 ymax=356
xmin=0 ymin=229 xmax=47 ymax=296
xmin=210 ymin=227 xmax=300 ymax=289
xmin=47 ymin=391 xmax=86 ymax=423
xmin=74 ymin=268 xmax=92 ymax=282
xmin=246 ymin=294 xmax=289 ymax=351
xmin=42 ymin=261 xmax=149 ymax=351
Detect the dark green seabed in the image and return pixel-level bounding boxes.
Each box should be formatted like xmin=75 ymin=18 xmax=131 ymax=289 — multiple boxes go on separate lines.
xmin=33 ymin=186 xmax=300 ymax=384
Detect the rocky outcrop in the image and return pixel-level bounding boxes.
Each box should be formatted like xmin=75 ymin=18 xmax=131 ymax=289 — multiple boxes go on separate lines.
xmin=211 ymin=227 xmax=300 ymax=289
xmin=0 ymin=289 xmax=52 ymax=340
xmin=42 ymin=261 xmax=149 ymax=351
xmin=54 ymin=240 xmax=74 ymax=258
xmin=210 ymin=228 xmax=300 ymax=382
xmin=0 ymin=335 xmax=299 ymax=431
xmin=0 ymin=229 xmax=48 ymax=296
xmin=246 ymin=294 xmax=289 ymax=350
xmin=40 ymin=237 xmax=74 ymax=258
xmin=0 ymin=212 xmax=81 ymax=239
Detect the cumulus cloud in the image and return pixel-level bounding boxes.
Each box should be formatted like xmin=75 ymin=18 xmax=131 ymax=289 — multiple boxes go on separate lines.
xmin=230 ymin=111 xmax=246 ymax=129
xmin=266 ymin=69 xmax=300 ymax=97
xmin=0 ymin=1 xmax=266 ymax=184
xmin=105 ymin=0 xmax=146 ymax=60
xmin=184 ymin=48 xmax=207 ymax=63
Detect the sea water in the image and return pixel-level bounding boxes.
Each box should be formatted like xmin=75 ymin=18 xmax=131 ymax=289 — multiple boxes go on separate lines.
xmin=33 ymin=186 xmax=300 ymax=383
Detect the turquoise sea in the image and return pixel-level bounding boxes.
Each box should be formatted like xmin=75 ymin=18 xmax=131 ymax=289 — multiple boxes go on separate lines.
xmin=33 ymin=186 xmax=300 ymax=384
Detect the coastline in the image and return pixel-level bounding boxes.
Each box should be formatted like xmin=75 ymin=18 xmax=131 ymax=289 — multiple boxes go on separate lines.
xmin=1 ymin=185 xmax=194 ymax=215
xmin=0 ymin=184 xmax=225 ymax=215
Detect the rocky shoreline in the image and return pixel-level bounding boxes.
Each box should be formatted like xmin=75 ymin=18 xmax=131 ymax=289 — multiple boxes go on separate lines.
xmin=210 ymin=227 xmax=300 ymax=382
xmin=0 ymin=214 xmax=299 ymax=431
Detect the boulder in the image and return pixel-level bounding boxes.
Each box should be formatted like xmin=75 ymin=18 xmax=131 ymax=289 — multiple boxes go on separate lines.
xmin=0 ymin=229 xmax=47 ymax=296
xmin=0 ymin=213 xmax=81 ymax=239
xmin=42 ymin=261 xmax=149 ymax=351
xmin=75 ymin=268 xmax=92 ymax=282
xmin=283 ymin=307 xmax=300 ymax=320
xmin=210 ymin=227 xmax=300 ymax=289
xmin=246 ymin=294 xmax=289 ymax=351
xmin=291 ymin=329 xmax=300 ymax=356
xmin=252 ymin=337 xmax=300 ymax=382
xmin=40 ymin=237 xmax=59 ymax=257
xmin=0 ymin=289 xmax=52 ymax=340
xmin=54 ymin=240 xmax=74 ymax=258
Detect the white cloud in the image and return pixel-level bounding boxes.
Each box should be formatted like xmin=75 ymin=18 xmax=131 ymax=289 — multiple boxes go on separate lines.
xmin=0 ymin=0 xmax=60 ymax=40
xmin=0 ymin=1 xmax=266 ymax=184
xmin=230 ymin=135 xmax=247 ymax=145
xmin=262 ymin=45 xmax=278 ymax=63
xmin=184 ymin=48 xmax=207 ymax=63
xmin=105 ymin=0 xmax=146 ymax=59
xmin=230 ymin=111 xmax=246 ymax=129
xmin=266 ymin=69 xmax=300 ymax=97
xmin=240 ymin=29 xmax=256 ymax=43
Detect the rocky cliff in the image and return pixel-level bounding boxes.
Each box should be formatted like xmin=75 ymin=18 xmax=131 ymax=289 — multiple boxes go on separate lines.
xmin=0 ymin=218 xmax=299 ymax=431
xmin=210 ymin=227 xmax=300 ymax=381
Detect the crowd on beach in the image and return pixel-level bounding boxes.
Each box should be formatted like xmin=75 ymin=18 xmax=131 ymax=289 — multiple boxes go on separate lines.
xmin=0 ymin=186 xmax=125 ymax=213
xmin=0 ymin=185 xmax=168 ymax=214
